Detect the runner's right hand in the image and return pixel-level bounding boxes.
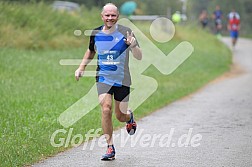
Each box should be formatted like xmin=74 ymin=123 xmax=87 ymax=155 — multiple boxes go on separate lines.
xmin=75 ymin=68 xmax=84 ymax=81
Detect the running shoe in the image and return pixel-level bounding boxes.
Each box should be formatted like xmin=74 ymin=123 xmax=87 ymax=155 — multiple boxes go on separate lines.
xmin=101 ymin=145 xmax=115 ymax=161
xmin=126 ymin=111 xmax=137 ymax=135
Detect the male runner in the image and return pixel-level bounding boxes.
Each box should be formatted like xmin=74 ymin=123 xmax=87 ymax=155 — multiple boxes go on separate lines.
xmin=75 ymin=3 xmax=142 ymax=160
xmin=227 ymin=14 xmax=240 ymax=48
xmin=212 ymin=5 xmax=223 ymax=36
xmin=199 ymin=9 xmax=208 ymax=28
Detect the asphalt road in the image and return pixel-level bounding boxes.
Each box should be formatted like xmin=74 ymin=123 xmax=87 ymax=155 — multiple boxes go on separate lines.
xmin=33 ymin=37 xmax=252 ymax=167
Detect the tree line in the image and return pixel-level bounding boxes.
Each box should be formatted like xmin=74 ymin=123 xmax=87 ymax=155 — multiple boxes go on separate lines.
xmin=2 ymin=0 xmax=252 ymax=35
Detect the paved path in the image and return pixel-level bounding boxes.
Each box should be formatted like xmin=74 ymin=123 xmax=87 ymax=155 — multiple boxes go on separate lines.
xmin=33 ymin=38 xmax=252 ymax=167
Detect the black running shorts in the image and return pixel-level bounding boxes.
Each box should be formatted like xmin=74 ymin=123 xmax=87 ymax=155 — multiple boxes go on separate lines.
xmin=96 ymin=82 xmax=130 ymax=102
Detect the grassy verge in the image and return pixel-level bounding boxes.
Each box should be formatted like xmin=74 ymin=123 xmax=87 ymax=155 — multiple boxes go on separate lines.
xmin=0 ymin=1 xmax=100 ymax=49
xmin=0 ymin=3 xmax=232 ymax=167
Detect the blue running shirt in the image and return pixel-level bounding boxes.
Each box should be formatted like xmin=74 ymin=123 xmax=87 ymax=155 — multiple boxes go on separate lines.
xmin=213 ymin=10 xmax=223 ymax=20
xmin=89 ymin=24 xmax=138 ymax=87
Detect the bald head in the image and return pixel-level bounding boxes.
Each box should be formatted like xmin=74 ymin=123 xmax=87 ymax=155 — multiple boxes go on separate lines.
xmin=101 ymin=3 xmax=119 ymax=30
xmin=101 ymin=3 xmax=119 ymax=15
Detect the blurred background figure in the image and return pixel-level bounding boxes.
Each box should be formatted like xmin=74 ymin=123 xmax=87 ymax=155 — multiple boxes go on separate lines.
xmin=172 ymin=11 xmax=182 ymax=24
xmin=120 ymin=1 xmax=137 ymax=17
xmin=228 ymin=8 xmax=240 ymax=20
xmin=212 ymin=5 xmax=223 ymax=37
xmin=199 ymin=9 xmax=209 ymax=28
xmin=227 ymin=13 xmax=240 ymax=48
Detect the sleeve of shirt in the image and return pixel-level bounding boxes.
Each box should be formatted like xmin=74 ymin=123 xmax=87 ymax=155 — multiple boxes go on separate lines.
xmin=88 ymin=33 xmax=95 ymax=51
xmin=88 ymin=27 xmax=102 ymax=51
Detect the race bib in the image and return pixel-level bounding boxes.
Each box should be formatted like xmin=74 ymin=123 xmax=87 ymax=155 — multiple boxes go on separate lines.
xmin=232 ymin=24 xmax=238 ymax=30
xmin=99 ymin=50 xmax=120 ymax=65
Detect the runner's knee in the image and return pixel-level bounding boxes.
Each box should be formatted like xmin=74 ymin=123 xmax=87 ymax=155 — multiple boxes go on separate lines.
xmin=102 ymin=104 xmax=112 ymax=116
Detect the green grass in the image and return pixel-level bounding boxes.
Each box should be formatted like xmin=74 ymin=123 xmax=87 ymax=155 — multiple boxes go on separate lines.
xmin=0 ymin=1 xmax=101 ymax=49
xmin=0 ymin=2 xmax=232 ymax=167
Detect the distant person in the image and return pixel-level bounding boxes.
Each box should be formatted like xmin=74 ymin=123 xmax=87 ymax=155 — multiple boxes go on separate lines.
xmin=212 ymin=5 xmax=223 ymax=36
xmin=227 ymin=14 xmax=240 ymax=48
xmin=199 ymin=9 xmax=209 ymax=28
xmin=172 ymin=11 xmax=181 ymax=24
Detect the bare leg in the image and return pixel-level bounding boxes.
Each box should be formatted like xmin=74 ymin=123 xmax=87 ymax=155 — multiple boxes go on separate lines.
xmin=232 ymin=38 xmax=237 ymax=46
xmin=114 ymin=100 xmax=130 ymax=122
xmin=99 ymin=94 xmax=113 ymax=145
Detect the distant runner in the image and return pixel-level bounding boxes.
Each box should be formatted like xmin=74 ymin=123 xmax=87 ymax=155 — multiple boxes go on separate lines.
xmin=199 ymin=9 xmax=209 ymax=28
xmin=212 ymin=5 xmax=223 ymax=37
xmin=227 ymin=13 xmax=240 ymax=48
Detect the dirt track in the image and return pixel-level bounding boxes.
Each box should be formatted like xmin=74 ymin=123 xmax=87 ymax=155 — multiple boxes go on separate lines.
xmin=33 ymin=37 xmax=252 ymax=167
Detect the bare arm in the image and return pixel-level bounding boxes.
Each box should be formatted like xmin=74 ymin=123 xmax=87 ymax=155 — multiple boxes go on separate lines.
xmin=125 ymin=31 xmax=142 ymax=60
xmin=227 ymin=23 xmax=231 ymax=31
xmin=238 ymin=22 xmax=241 ymax=31
xmin=75 ymin=49 xmax=96 ymax=81
xmin=131 ymin=46 xmax=142 ymax=60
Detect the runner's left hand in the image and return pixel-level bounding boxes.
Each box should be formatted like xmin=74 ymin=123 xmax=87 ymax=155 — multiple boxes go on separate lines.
xmin=124 ymin=31 xmax=136 ymax=47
